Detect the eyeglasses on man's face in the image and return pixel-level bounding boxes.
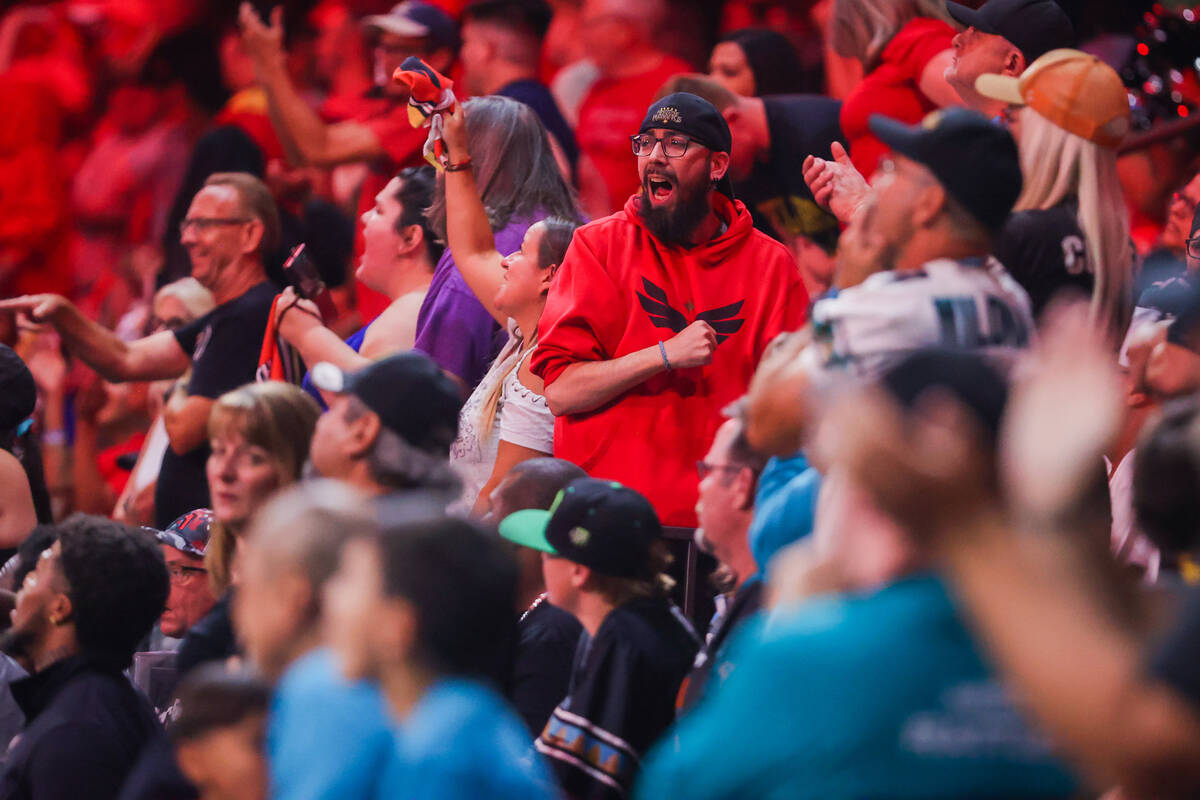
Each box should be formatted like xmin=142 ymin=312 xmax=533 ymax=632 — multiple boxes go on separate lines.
xmin=179 ymin=217 xmax=251 ymax=237
xmin=1187 ymin=237 xmax=1200 ymax=259
xmin=696 ymin=461 xmax=742 ymax=480
xmin=631 ymin=133 xmax=693 ymax=159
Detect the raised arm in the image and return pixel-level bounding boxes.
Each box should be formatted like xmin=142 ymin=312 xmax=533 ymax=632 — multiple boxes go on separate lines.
xmin=440 ymin=104 xmax=506 ymax=326
xmin=240 ymin=3 xmax=385 ymax=168
xmin=275 ymin=288 xmax=372 ymax=374
xmin=0 ymin=295 xmax=189 ymax=383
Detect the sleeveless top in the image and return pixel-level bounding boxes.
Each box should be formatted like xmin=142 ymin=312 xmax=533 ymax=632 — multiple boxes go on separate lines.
xmin=450 ymin=322 xmax=555 ymax=509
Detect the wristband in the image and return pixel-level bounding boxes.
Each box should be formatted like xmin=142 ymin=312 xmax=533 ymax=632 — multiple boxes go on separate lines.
xmin=659 ymin=341 xmax=672 ymax=371
xmin=444 ymin=157 xmax=473 ymax=173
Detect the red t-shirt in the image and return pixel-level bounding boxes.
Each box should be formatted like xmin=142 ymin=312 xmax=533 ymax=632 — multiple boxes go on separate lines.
xmin=576 ymin=55 xmax=692 ymax=215
xmin=533 ymin=194 xmax=810 ymax=526
xmin=324 ymin=93 xmax=429 ymax=321
xmin=839 ymin=18 xmax=955 ymax=177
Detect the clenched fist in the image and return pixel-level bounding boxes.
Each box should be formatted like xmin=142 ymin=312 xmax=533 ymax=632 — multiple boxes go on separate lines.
xmin=663 ymin=320 xmax=717 ymax=369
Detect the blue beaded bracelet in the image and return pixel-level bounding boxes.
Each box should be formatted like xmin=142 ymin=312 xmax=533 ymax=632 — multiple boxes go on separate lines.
xmin=659 ymin=340 xmax=672 ymax=371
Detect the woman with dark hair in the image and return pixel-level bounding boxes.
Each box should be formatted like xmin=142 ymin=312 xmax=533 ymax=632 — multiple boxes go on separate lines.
xmin=439 ymin=99 xmax=583 ymax=513
xmin=282 ymin=96 xmax=579 ymax=399
xmin=709 ymin=28 xmax=808 ymax=97
xmin=279 ymin=165 xmax=442 ymax=403
xmin=0 ymin=345 xmax=48 ymax=553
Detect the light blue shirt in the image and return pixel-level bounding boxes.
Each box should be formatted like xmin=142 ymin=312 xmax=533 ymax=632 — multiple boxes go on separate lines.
xmin=637 ymin=576 xmax=1078 ymax=799
xmin=377 ymin=678 xmax=560 ymax=800
xmin=747 ymin=453 xmax=821 ymax=578
xmin=268 ymin=648 xmax=393 ymax=800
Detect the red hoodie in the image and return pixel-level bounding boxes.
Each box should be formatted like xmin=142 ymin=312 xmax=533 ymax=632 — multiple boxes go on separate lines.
xmin=533 ymin=194 xmax=809 ymax=526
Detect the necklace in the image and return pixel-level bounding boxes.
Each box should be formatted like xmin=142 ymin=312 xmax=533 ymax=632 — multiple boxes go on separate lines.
xmin=519 ymin=592 xmax=547 ymax=624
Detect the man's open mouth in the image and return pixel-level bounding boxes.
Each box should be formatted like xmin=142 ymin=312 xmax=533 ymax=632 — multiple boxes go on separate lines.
xmin=647 ymin=175 xmax=675 ymax=202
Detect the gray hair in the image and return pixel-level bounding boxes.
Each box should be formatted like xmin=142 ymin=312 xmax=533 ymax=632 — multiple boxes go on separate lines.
xmin=245 ymin=479 xmax=377 ymax=593
xmin=425 ymin=95 xmax=580 ymax=243
xmin=345 ymin=396 xmax=463 ymax=497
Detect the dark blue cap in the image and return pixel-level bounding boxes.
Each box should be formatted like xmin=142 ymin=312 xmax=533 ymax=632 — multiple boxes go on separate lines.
xmin=869 ymin=107 xmax=1023 ymax=234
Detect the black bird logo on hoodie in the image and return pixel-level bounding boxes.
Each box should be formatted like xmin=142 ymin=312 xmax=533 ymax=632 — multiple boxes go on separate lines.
xmin=636 ymin=277 xmax=745 ymax=344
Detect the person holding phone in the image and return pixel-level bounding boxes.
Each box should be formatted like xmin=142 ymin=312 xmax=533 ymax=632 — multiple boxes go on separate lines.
xmin=275 ymin=166 xmax=441 ymax=405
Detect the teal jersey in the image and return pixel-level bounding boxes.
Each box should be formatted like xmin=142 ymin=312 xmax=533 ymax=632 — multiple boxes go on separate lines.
xmin=638 ymin=576 xmax=1078 ymax=800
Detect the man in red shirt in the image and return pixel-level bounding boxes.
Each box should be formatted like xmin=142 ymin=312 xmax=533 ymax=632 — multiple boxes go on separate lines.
xmin=239 ymin=1 xmax=458 ymax=320
xmin=534 ymin=93 xmax=809 ymax=526
xmin=574 ymin=0 xmax=691 ymax=216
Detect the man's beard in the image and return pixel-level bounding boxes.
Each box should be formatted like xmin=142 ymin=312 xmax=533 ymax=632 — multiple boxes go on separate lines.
xmin=1 ymin=622 xmax=41 ymax=664
xmin=638 ymin=178 xmax=714 ymax=246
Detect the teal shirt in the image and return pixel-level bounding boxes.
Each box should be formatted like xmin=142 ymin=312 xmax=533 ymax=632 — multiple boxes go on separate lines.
xmin=637 ymin=576 xmax=1078 ymax=800
xmin=378 ymin=679 xmax=560 ymax=800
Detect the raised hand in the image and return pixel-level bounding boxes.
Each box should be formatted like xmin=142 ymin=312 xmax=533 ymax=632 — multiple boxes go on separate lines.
xmin=663 ymin=320 xmax=717 ymax=369
xmin=802 ymin=142 xmax=871 ymax=225
xmin=26 ymin=332 xmax=67 ymax=398
xmin=275 ymin=286 xmax=324 ymax=346
xmin=441 ymin=102 xmax=469 ymax=165
xmin=1000 ymin=301 xmax=1122 ymax=522
xmin=744 ymin=328 xmax=815 ymax=457
xmin=238 ymin=3 xmax=284 ymax=69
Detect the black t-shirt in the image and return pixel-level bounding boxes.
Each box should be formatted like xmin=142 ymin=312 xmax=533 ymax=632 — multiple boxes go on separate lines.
xmin=993 ymin=201 xmax=1093 ymax=317
xmin=1149 ymin=587 xmax=1200 ymax=711
xmin=511 ymin=597 xmax=584 ymax=738
xmin=734 ymin=95 xmax=844 ymax=254
xmin=498 ymin=79 xmax=579 ymax=174
xmin=536 ymin=596 xmax=699 ymax=799
xmin=154 ymin=282 xmax=276 ymax=528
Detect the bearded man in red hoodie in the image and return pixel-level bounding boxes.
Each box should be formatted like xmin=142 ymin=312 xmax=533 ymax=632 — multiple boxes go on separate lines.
xmin=534 ymin=93 xmax=810 ymax=527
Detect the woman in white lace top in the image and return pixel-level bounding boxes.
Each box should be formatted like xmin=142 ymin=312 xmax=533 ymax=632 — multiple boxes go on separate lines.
xmin=440 ymin=99 xmax=583 ymax=512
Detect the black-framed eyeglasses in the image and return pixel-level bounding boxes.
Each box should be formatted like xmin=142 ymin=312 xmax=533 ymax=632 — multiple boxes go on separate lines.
xmin=696 ymin=461 xmax=742 ymax=480
xmin=179 ymin=217 xmax=251 ymax=236
xmin=1187 ymin=237 xmax=1200 ymax=259
xmin=631 ymin=133 xmax=692 ymax=158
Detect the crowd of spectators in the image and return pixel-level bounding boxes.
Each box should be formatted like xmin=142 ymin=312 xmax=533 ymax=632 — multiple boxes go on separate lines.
xmin=0 ymin=0 xmax=1199 ymax=798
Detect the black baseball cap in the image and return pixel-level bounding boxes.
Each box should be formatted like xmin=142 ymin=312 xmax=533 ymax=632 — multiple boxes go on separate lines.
xmin=869 ymin=107 xmax=1022 ymax=234
xmin=0 ymin=345 xmax=36 ymax=434
xmin=945 ymin=0 xmax=1075 ymax=63
xmin=310 ymin=352 xmax=462 ymax=456
xmin=499 ymin=478 xmax=663 ymax=579
xmin=640 ymin=92 xmax=735 ymax=199
xmin=881 ymin=348 xmax=1010 ymax=441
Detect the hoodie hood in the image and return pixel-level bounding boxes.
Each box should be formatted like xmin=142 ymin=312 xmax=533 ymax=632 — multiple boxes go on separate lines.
xmin=623 ymin=192 xmax=758 ymax=268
